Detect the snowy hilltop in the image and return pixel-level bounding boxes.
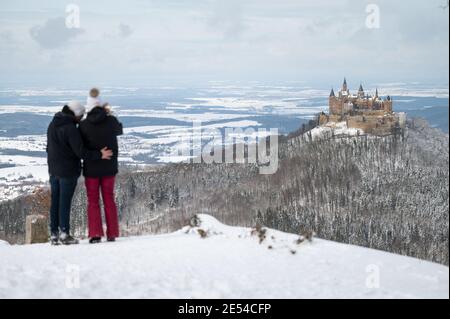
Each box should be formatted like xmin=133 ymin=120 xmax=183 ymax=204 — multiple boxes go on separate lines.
xmin=0 ymin=215 xmax=448 ymax=299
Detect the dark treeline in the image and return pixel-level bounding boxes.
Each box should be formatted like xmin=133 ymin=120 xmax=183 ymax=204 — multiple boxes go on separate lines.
xmin=1 ymin=118 xmax=448 ymax=265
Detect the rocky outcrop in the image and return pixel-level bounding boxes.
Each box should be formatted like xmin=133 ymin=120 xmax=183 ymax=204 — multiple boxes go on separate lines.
xmin=25 ymin=214 xmax=48 ymax=244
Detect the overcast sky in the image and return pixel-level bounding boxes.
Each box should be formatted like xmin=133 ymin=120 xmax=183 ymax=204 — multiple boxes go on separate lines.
xmin=0 ymin=0 xmax=448 ymax=87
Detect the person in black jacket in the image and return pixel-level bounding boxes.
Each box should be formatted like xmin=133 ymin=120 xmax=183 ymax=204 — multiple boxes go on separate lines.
xmin=79 ymin=105 xmax=123 ymax=243
xmin=47 ymin=101 xmax=113 ymax=245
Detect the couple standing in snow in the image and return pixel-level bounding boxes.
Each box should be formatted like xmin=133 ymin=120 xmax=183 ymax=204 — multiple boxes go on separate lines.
xmin=46 ymin=88 xmax=123 ymax=245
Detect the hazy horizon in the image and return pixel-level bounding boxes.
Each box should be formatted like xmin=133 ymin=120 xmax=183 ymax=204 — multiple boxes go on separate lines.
xmin=0 ymin=0 xmax=449 ymax=87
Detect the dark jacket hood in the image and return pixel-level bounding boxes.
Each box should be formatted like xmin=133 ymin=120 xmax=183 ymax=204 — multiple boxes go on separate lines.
xmin=79 ymin=110 xmax=123 ymax=177
xmin=87 ymin=107 xmax=107 ymax=124
xmin=47 ymin=110 xmax=101 ymax=178
xmin=52 ymin=112 xmax=76 ymax=127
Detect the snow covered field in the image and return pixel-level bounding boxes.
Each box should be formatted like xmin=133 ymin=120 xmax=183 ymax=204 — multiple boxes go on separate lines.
xmin=0 ymin=164 xmax=48 ymax=200
xmin=0 ymin=215 xmax=448 ymax=299
xmin=0 ymin=135 xmax=48 ymax=200
xmin=0 ymin=118 xmax=269 ymax=201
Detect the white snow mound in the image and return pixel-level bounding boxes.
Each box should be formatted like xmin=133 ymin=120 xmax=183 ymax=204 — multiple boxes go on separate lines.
xmin=181 ymin=214 xmax=309 ymax=252
xmin=0 ymin=214 xmax=448 ymax=299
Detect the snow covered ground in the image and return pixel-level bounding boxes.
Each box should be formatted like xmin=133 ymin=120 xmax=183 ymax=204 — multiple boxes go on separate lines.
xmin=0 ymin=215 xmax=448 ymax=299
xmin=308 ymin=121 xmax=364 ymax=140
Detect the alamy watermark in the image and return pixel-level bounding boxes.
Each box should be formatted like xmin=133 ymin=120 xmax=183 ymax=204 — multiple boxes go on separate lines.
xmin=365 ymin=4 xmax=380 ymax=29
xmin=65 ymin=264 xmax=80 ymax=289
xmin=176 ymin=121 xmax=279 ymax=175
xmin=365 ymin=264 xmax=381 ymax=289
xmin=65 ymin=4 xmax=81 ymax=29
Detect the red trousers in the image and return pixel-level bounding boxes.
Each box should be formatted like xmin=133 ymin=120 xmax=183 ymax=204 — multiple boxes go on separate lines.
xmin=85 ymin=176 xmax=119 ymax=239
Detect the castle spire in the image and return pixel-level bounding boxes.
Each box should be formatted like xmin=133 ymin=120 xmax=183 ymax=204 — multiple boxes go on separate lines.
xmin=342 ymin=77 xmax=348 ymax=91
xmin=358 ymin=83 xmax=364 ymax=97
xmin=330 ymin=88 xmax=335 ymax=97
xmin=358 ymin=83 xmax=364 ymax=92
xmin=375 ymin=88 xmax=379 ymax=98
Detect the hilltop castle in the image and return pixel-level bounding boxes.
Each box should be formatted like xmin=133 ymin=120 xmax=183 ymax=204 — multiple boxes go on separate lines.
xmin=319 ymin=78 xmax=405 ymax=135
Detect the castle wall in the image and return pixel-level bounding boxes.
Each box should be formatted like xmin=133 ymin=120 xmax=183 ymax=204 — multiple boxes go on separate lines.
xmin=383 ymin=101 xmax=393 ymax=113
xmin=346 ymin=114 xmax=400 ymax=135
xmin=329 ymin=97 xmax=343 ymax=115
xmin=398 ymin=112 xmax=406 ymax=127
xmin=352 ymin=110 xmax=386 ymax=116
xmin=319 ymin=114 xmax=342 ymax=125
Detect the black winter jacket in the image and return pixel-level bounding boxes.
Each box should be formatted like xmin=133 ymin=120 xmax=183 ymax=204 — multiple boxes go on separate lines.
xmin=47 ymin=111 xmax=102 ymax=178
xmin=79 ymin=107 xmax=123 ymax=177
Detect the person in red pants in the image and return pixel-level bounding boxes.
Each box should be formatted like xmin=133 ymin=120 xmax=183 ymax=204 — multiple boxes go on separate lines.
xmin=79 ymin=99 xmax=123 ymax=244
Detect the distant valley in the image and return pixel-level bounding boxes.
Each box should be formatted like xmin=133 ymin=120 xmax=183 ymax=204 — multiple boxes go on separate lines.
xmin=0 ymin=83 xmax=448 ymax=202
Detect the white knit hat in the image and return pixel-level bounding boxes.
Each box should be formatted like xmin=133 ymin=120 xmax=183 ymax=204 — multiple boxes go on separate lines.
xmin=68 ymin=100 xmax=86 ymax=117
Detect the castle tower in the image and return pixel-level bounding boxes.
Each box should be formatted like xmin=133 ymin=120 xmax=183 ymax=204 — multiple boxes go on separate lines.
xmin=375 ymin=88 xmax=379 ymax=98
xmin=384 ymin=95 xmax=393 ymax=112
xmin=329 ymin=88 xmax=337 ymax=114
xmin=358 ymin=83 xmax=364 ymax=98
xmin=342 ymin=78 xmax=348 ymax=92
xmin=329 ymin=87 xmax=345 ymax=115
xmin=330 ymin=88 xmax=335 ymax=97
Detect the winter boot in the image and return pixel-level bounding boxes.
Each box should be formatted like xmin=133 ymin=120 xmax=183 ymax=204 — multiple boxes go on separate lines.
xmin=107 ymin=238 xmax=116 ymax=242
xmin=89 ymin=237 xmax=102 ymax=244
xmin=50 ymin=233 xmax=60 ymax=246
xmin=60 ymin=232 xmax=79 ymax=245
